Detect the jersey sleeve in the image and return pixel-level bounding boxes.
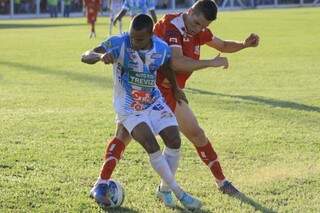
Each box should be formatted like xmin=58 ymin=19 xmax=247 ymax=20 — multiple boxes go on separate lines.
xmin=147 ymin=0 xmax=155 ymax=10
xmin=199 ymin=28 xmax=214 ymax=45
xmin=100 ymin=36 xmax=122 ymax=60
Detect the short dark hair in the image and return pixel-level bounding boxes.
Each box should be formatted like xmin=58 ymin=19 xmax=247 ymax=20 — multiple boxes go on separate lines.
xmin=192 ymin=0 xmax=218 ymax=21
xmin=131 ymin=14 xmax=154 ymax=33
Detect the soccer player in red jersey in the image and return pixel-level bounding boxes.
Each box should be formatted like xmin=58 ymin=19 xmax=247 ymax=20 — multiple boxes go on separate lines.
xmin=92 ymin=0 xmax=260 ymax=207
xmin=83 ymin=0 xmax=101 ymax=38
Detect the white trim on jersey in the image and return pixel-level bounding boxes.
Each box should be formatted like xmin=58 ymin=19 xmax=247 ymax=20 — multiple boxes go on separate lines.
xmin=169 ymin=44 xmax=182 ymax=48
xmin=170 ymin=13 xmax=186 ymax=36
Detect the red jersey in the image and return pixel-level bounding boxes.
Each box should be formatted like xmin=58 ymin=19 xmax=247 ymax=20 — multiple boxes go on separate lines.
xmin=84 ymin=0 xmax=100 ymax=10
xmin=84 ymin=0 xmax=100 ymax=23
xmin=154 ymin=13 xmax=214 ymax=89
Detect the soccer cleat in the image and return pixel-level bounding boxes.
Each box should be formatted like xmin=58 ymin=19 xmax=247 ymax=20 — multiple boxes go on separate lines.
xmin=178 ymin=192 xmax=202 ymax=210
xmin=156 ymin=186 xmax=176 ymax=208
xmin=90 ymin=183 xmax=112 ymax=207
xmin=219 ymin=181 xmax=240 ymax=196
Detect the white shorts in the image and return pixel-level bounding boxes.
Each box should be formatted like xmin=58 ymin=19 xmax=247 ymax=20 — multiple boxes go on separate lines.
xmin=116 ymin=99 xmax=178 ymax=135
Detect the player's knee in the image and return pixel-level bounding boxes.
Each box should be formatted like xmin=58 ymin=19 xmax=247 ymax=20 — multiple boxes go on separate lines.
xmin=144 ymin=142 xmax=161 ymax=154
xmin=166 ymin=133 xmax=181 ymax=149
xmin=116 ymin=128 xmax=131 ymax=146
xmin=116 ymin=136 xmax=131 ymax=146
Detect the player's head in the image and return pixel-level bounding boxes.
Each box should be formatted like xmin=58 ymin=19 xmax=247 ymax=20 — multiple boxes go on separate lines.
xmin=185 ymin=0 xmax=218 ymax=35
xmin=129 ymin=14 xmax=154 ymax=50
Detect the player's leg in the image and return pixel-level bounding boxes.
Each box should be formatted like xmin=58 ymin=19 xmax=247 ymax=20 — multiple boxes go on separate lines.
xmin=149 ymin=102 xmax=201 ymax=209
xmin=91 ymin=22 xmax=95 ymax=34
xmin=159 ymin=125 xmax=181 ymax=183
xmin=131 ymin=122 xmax=201 ymax=210
xmin=154 ymin=87 xmax=183 ymax=195
xmin=99 ymin=124 xmax=131 ymax=180
xmin=157 ymin=126 xmax=181 ymax=207
xmin=174 ymin=100 xmax=239 ymax=195
xmin=131 ymin=122 xmax=183 ymax=197
xmin=149 ymin=102 xmax=181 ymax=204
xmin=90 ymin=124 xmax=132 ymax=200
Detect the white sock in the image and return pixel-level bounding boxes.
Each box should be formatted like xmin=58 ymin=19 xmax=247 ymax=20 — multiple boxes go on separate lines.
xmin=94 ymin=177 xmax=108 ymax=186
xmin=149 ymin=151 xmax=183 ymax=199
xmin=216 ymin=179 xmax=227 ymax=187
xmin=160 ymin=147 xmax=180 ymax=192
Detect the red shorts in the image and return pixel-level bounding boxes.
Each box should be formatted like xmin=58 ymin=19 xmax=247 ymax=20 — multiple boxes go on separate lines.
xmin=158 ymin=85 xmax=177 ymax=112
xmin=87 ymin=8 xmax=98 ymax=23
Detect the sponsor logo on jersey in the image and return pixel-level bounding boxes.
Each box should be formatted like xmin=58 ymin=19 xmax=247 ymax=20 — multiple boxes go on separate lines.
xmin=131 ymin=89 xmax=154 ymax=110
xmin=128 ymin=70 xmax=156 ymax=88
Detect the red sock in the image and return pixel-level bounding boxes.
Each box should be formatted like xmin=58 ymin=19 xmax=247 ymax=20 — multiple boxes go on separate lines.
xmin=195 ymin=140 xmax=225 ymax=181
xmin=99 ymin=138 xmax=125 ymax=180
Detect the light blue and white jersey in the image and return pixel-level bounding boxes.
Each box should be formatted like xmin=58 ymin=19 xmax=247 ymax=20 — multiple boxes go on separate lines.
xmin=100 ymin=33 xmax=171 ymax=116
xmin=122 ymin=0 xmax=155 ymax=16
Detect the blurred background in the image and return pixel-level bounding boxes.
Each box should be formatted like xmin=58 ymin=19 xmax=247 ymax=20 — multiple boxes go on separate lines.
xmin=0 ymin=0 xmax=319 ymax=18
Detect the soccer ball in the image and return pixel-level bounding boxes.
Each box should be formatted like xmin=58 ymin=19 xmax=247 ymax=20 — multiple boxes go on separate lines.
xmin=99 ymin=179 xmax=125 ymax=209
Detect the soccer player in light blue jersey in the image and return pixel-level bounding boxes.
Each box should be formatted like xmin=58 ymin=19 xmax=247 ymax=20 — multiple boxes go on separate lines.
xmin=113 ymin=0 xmax=157 ymax=26
xmin=82 ymin=14 xmax=202 ymax=210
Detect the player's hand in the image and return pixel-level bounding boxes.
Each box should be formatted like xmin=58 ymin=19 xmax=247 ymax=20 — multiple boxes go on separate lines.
xmin=81 ymin=51 xmax=102 ymax=64
xmin=244 ymin=33 xmax=260 ymax=48
xmin=210 ymin=53 xmax=229 ymax=69
xmin=100 ymin=52 xmax=114 ymax=64
xmin=173 ymin=88 xmax=188 ymax=105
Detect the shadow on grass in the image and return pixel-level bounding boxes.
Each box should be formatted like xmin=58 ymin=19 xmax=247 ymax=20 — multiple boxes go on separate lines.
xmin=0 ymin=60 xmax=112 ymax=89
xmin=235 ymin=193 xmax=277 ymax=213
xmin=175 ymin=206 xmax=212 ymax=213
xmin=104 ymin=206 xmax=139 ymax=213
xmin=185 ymin=87 xmax=320 ymax=113
xmin=0 ymin=22 xmax=106 ymax=29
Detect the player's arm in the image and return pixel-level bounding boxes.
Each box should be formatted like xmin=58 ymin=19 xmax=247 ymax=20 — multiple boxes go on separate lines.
xmin=206 ymin=33 xmax=260 ymax=53
xmin=81 ymin=46 xmax=114 ymax=64
xmin=170 ymin=46 xmax=228 ymax=72
xmin=161 ymin=60 xmax=188 ymax=104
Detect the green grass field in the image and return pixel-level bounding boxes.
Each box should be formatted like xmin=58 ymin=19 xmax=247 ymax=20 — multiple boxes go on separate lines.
xmin=1 ymin=7 xmax=320 ymax=212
